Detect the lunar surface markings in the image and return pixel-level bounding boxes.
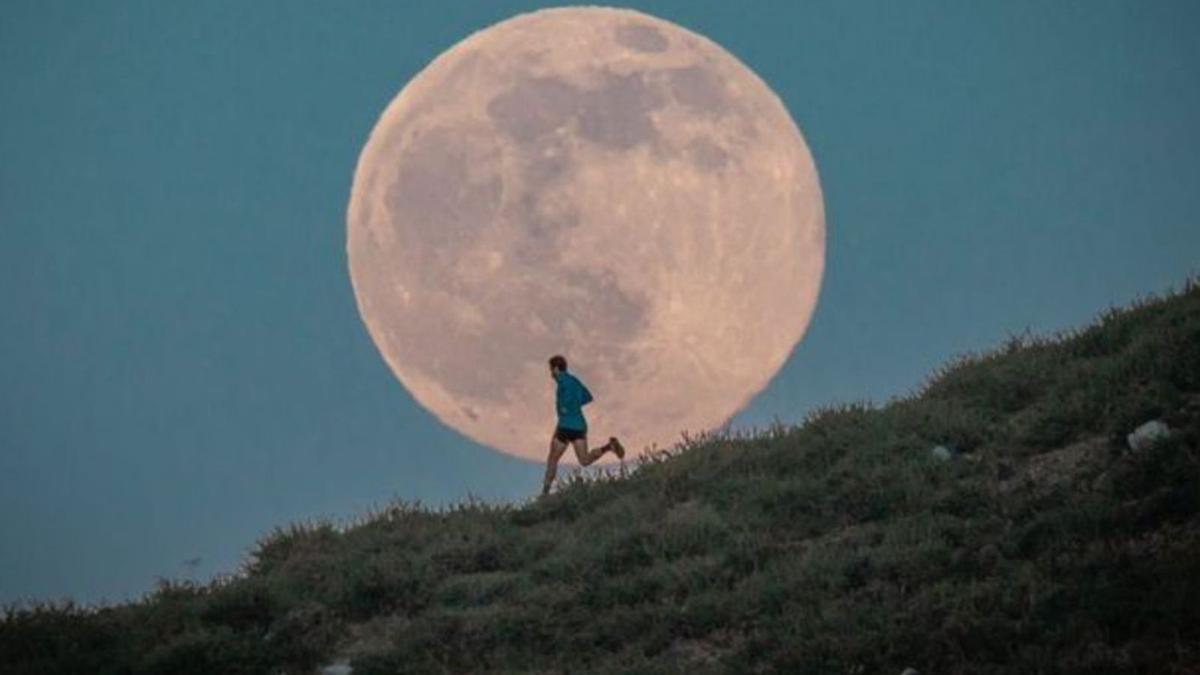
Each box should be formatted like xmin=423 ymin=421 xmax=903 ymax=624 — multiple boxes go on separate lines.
xmin=385 ymin=127 xmax=502 ymax=263
xmin=486 ymin=76 xmax=580 ymax=143
xmin=614 ymin=24 xmax=669 ymax=52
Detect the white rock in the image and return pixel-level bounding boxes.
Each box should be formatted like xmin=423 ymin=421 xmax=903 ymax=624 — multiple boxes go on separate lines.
xmin=931 ymin=445 xmax=953 ymax=461
xmin=1127 ymin=420 xmax=1170 ymax=452
xmin=321 ymin=661 xmax=353 ymax=675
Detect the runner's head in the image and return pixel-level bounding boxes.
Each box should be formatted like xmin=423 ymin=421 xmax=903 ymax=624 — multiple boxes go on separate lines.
xmin=548 ymin=354 xmax=567 ymax=376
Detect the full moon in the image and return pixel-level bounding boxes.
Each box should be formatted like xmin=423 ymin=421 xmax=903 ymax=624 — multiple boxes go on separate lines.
xmin=347 ymin=6 xmax=824 ymax=463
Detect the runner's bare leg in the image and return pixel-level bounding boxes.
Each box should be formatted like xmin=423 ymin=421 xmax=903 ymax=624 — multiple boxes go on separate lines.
xmin=571 ymin=437 xmax=611 ymax=466
xmin=542 ymin=434 xmax=569 ymax=495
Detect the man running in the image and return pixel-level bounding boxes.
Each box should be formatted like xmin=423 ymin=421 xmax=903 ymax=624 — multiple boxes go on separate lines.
xmin=541 ymin=354 xmax=624 ymax=496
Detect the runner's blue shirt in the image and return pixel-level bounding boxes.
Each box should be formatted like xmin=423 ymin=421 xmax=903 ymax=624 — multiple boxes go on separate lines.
xmin=553 ymin=370 xmax=593 ymax=431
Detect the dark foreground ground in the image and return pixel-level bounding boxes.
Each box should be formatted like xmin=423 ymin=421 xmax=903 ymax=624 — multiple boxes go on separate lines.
xmin=3 ymin=278 xmax=1199 ymax=675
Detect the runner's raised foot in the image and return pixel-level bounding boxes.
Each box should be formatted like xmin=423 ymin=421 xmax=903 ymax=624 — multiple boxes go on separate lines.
xmin=609 ymin=436 xmax=625 ymax=459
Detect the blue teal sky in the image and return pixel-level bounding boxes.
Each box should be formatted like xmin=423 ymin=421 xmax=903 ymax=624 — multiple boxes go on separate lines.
xmin=2 ymin=1 xmax=1198 ymax=606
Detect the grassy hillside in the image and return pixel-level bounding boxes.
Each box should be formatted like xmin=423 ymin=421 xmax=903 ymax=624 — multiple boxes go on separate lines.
xmin=4 ymin=279 xmax=1199 ymax=675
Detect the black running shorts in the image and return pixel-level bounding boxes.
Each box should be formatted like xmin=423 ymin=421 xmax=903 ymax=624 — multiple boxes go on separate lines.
xmin=554 ymin=426 xmax=587 ymax=443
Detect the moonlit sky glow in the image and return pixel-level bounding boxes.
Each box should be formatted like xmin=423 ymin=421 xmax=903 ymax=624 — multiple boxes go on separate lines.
xmin=2 ymin=1 xmax=1198 ymax=606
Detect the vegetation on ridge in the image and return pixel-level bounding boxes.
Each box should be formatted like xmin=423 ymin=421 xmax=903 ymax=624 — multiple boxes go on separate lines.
xmin=3 ymin=278 xmax=1199 ymax=674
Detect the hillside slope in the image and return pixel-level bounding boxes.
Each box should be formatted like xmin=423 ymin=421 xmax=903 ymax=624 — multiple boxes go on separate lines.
xmin=3 ymin=279 xmax=1199 ymax=675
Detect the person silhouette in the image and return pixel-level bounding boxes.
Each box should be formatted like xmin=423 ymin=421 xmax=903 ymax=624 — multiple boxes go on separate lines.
xmin=541 ymin=354 xmax=624 ymax=496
